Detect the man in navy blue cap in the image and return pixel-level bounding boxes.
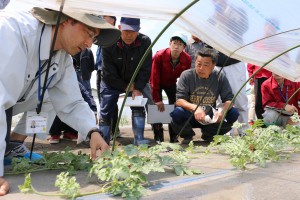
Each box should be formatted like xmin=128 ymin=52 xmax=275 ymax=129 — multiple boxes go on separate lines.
xmin=99 ymin=17 xmax=153 ymax=145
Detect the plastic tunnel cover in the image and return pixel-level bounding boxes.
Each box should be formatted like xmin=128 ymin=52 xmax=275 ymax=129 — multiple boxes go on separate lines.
xmin=16 ymin=0 xmax=300 ymax=81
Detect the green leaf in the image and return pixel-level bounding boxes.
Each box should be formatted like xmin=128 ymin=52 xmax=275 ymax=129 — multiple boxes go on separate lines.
xmin=183 ymin=168 xmax=194 ymax=176
xmin=173 ymin=165 xmax=184 ymax=176
xmin=123 ymin=145 xmax=139 ymax=156
xmin=191 ymin=168 xmax=203 ymax=174
xmin=18 ymin=174 xmax=33 ymax=193
xmin=137 ymin=173 xmax=147 ymax=182
xmin=55 ymin=172 xmax=80 ymax=198
xmin=12 ymin=158 xmax=32 ymax=173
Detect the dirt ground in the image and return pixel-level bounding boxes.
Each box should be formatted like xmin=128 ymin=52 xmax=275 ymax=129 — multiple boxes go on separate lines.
xmin=22 ymin=125 xmax=205 ymax=154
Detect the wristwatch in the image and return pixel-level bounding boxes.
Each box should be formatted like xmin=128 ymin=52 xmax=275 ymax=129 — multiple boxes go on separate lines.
xmin=87 ymin=128 xmax=103 ymax=139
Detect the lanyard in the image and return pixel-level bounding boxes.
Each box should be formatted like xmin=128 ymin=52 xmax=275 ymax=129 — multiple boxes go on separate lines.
xmin=37 ymin=24 xmax=54 ymax=111
xmin=278 ymin=85 xmax=289 ymax=102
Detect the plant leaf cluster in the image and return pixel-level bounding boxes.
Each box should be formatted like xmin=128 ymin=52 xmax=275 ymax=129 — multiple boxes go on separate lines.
xmin=55 ymin=172 xmax=80 ymax=199
xmin=8 ymin=147 xmax=92 ymax=175
xmin=208 ymin=119 xmax=300 ymax=169
xmin=89 ymin=143 xmax=202 ymax=199
xmin=17 ymin=143 xmax=202 ymax=199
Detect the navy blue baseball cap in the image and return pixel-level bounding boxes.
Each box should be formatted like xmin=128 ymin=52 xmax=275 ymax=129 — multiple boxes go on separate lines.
xmin=120 ymin=17 xmax=140 ymax=32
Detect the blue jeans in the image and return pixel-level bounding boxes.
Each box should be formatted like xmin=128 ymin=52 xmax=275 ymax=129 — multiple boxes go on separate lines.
xmin=170 ymin=106 xmax=239 ymax=138
xmin=99 ymin=83 xmax=145 ymax=123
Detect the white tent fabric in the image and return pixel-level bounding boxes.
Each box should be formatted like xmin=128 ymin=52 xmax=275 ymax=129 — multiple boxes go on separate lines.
xmin=16 ymin=0 xmax=300 ymax=81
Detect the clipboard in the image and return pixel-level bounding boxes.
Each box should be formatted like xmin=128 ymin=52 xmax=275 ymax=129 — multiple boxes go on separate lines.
xmin=147 ymin=104 xmax=174 ymax=124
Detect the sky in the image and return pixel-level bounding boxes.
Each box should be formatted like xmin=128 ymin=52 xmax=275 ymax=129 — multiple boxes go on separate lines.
xmin=4 ymin=0 xmax=187 ymax=89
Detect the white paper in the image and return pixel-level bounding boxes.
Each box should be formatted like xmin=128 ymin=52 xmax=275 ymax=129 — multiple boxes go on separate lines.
xmin=198 ymin=107 xmax=220 ymax=125
xmin=141 ymin=98 xmax=148 ymax=107
xmin=124 ymin=96 xmax=148 ymax=107
xmin=147 ymin=104 xmax=174 ymax=124
xmin=198 ymin=115 xmax=218 ymax=125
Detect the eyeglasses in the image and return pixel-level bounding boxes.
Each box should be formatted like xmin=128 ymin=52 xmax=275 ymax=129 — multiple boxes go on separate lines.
xmin=85 ymin=26 xmax=98 ymax=43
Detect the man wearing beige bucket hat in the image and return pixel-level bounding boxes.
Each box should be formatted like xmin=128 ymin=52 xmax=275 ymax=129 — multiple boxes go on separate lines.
xmin=0 ymin=7 xmax=120 ymax=195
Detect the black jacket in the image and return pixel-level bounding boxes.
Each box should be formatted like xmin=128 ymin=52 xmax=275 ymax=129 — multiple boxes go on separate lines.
xmin=73 ymin=49 xmax=95 ymax=81
xmin=101 ymin=33 xmax=152 ymax=92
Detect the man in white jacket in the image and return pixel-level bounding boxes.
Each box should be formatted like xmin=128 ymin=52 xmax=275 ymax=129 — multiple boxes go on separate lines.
xmin=0 ymin=7 xmax=120 ymax=195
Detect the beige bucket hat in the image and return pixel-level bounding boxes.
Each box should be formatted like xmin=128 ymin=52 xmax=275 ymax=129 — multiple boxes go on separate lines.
xmin=30 ymin=7 xmax=120 ymax=47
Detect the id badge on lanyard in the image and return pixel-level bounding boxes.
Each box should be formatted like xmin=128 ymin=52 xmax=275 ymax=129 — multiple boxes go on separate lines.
xmin=26 ymin=24 xmax=50 ymax=134
xmin=26 ymin=111 xmax=48 ymax=134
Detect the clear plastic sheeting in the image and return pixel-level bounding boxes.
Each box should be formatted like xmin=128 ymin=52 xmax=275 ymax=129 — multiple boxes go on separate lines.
xmin=16 ymin=0 xmax=300 ymax=81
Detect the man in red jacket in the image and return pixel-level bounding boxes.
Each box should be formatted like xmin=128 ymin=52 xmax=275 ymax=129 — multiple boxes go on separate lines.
xmin=150 ymin=31 xmax=191 ymax=143
xmin=262 ymin=73 xmax=300 ymax=127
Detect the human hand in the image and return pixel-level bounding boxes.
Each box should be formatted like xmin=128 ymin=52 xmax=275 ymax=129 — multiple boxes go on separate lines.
xmin=90 ymin=132 xmax=109 ymax=160
xmin=285 ymin=104 xmax=298 ymax=114
xmin=126 ymin=83 xmax=134 ymax=92
xmin=155 ymin=101 xmax=165 ymax=112
xmin=194 ymin=107 xmax=206 ymax=122
xmin=0 ymin=177 xmax=9 ymax=196
xmin=132 ymin=89 xmax=142 ymax=100
xmin=215 ymin=109 xmax=224 ymax=123
xmin=249 ymin=77 xmax=254 ymax=85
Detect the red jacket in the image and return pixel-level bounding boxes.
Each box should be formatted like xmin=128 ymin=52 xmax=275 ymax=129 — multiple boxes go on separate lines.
xmin=150 ymin=48 xmax=191 ymax=102
xmin=247 ymin=63 xmax=272 ymax=79
xmin=261 ymin=76 xmax=300 ymax=113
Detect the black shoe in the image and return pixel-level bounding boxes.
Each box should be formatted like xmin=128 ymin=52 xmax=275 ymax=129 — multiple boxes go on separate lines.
xmin=181 ymin=137 xmax=193 ymax=144
xmin=201 ymin=133 xmax=214 ymax=142
xmin=153 ymin=124 xmax=164 ymax=143
xmin=168 ymin=126 xmax=179 ymax=143
xmin=170 ymin=137 xmax=179 ymax=143
xmin=154 ymin=133 xmax=164 ymax=143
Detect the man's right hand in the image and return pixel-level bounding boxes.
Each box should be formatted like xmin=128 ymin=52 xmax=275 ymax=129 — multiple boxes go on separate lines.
xmin=90 ymin=132 xmax=109 ymax=160
xmin=132 ymin=89 xmax=142 ymax=100
xmin=155 ymin=101 xmax=165 ymax=112
xmin=0 ymin=177 xmax=9 ymax=196
xmin=194 ymin=107 xmax=206 ymax=122
xmin=285 ymin=104 xmax=298 ymax=114
xmin=126 ymin=83 xmax=134 ymax=92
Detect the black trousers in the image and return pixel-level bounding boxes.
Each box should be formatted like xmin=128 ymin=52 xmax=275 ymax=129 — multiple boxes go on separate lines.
xmin=254 ymin=77 xmax=268 ymax=119
xmin=5 ymin=107 xmax=13 ymax=149
xmin=159 ymin=84 xmax=177 ymax=105
xmin=153 ymin=84 xmax=177 ymax=137
xmin=49 ymin=116 xmax=77 ymax=136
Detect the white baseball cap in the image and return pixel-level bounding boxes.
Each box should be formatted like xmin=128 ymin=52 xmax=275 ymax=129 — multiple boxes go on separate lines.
xmin=171 ymin=31 xmax=188 ymax=45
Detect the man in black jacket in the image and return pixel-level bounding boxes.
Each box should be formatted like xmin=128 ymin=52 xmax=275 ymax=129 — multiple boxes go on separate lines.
xmin=73 ymin=48 xmax=95 ymax=94
xmin=100 ymin=17 xmax=152 ymax=145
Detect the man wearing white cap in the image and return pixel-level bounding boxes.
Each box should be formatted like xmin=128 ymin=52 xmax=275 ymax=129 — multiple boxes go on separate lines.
xmin=150 ymin=31 xmax=191 ymax=143
xmin=0 ymin=7 xmax=120 ymax=195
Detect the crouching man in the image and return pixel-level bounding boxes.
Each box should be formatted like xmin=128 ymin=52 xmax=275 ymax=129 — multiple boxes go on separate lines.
xmin=262 ymin=73 xmax=300 ymax=127
xmin=170 ymin=48 xmax=239 ymax=143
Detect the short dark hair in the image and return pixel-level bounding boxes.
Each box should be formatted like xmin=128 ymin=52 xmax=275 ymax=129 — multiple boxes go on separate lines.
xmin=109 ymin=16 xmax=117 ymax=26
xmin=101 ymin=15 xmax=117 ymax=26
xmin=196 ymin=48 xmax=218 ymax=64
xmin=170 ymin=37 xmax=186 ymax=46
